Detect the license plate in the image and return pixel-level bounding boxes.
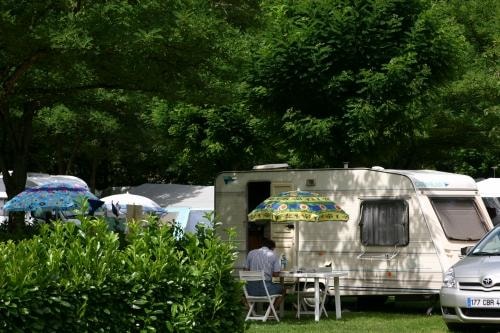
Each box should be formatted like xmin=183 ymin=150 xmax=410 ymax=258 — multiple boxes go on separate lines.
xmin=466 ymin=298 xmax=500 ymax=308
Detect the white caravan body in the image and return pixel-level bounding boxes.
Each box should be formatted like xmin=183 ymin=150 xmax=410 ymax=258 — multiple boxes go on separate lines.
xmin=215 ymin=167 xmax=493 ymax=297
xmin=477 ymin=178 xmax=500 ymax=226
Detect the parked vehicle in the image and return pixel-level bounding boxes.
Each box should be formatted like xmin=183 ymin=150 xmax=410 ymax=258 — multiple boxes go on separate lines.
xmin=215 ymin=166 xmax=493 ymax=302
xmin=440 ymin=224 xmax=500 ymax=331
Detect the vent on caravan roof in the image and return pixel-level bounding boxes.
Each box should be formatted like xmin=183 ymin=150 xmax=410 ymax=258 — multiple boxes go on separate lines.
xmin=253 ymin=163 xmax=290 ymax=170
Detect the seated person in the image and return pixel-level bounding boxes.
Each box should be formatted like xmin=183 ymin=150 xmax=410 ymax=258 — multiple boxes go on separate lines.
xmin=245 ymin=238 xmax=285 ymax=307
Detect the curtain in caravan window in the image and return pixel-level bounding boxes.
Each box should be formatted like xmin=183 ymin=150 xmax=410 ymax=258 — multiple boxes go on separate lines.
xmin=431 ymin=198 xmax=488 ymax=241
xmin=360 ymin=200 xmax=409 ymax=246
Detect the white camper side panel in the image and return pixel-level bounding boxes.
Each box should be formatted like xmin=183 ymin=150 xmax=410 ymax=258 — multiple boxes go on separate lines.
xmin=215 ymin=182 xmax=248 ymax=269
xmin=292 ymin=172 xmax=444 ymax=295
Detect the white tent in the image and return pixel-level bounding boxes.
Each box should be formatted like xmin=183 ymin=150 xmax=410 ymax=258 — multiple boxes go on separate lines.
xmin=129 ymin=183 xmax=214 ymax=231
xmin=477 ymin=178 xmax=500 ymax=198
xmin=129 ymin=183 xmax=213 ymax=210
xmin=0 ymin=177 xmax=6 ymax=200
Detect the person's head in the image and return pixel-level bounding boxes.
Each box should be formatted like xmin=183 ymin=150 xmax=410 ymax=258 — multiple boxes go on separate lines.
xmin=262 ymin=238 xmax=276 ymax=250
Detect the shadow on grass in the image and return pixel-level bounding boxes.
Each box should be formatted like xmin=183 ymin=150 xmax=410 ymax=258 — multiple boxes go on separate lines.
xmin=337 ymin=295 xmax=439 ymax=315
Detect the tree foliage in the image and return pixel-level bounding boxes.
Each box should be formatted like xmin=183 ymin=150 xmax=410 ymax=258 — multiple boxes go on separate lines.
xmin=0 ymin=0 xmax=253 ymax=199
xmin=247 ymin=0 xmax=473 ymax=168
xmin=144 ymin=100 xmax=261 ymax=184
xmin=420 ymin=0 xmax=500 ymax=178
xmin=0 ymin=0 xmax=498 ymax=213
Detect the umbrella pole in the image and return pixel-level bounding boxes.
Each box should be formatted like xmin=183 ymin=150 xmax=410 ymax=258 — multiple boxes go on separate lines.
xmin=295 ymin=221 xmax=299 ymax=269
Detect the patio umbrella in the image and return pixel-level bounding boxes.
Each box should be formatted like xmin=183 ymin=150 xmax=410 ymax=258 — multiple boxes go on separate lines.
xmin=100 ymin=192 xmax=164 ymax=215
xmin=248 ymin=190 xmax=349 ymax=223
xmin=3 ymin=182 xmax=99 ymax=212
xmin=248 ymin=190 xmax=349 ymax=269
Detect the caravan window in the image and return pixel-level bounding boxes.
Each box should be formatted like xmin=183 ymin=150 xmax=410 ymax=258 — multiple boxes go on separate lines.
xmin=360 ymin=199 xmax=409 ymax=246
xmin=431 ymin=197 xmax=488 ymax=241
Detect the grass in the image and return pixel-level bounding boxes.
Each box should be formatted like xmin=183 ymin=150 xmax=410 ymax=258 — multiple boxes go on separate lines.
xmin=245 ymin=296 xmax=449 ymax=333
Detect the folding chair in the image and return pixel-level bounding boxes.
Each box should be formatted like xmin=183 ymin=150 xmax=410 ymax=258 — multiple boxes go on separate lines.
xmin=239 ymin=270 xmax=281 ymax=322
xmin=296 ymin=267 xmax=331 ymax=319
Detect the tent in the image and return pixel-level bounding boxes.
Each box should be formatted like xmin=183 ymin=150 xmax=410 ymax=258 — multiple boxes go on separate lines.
xmin=0 ymin=177 xmax=6 ymax=201
xmin=129 ymin=183 xmax=214 ymax=231
xmin=129 ymin=183 xmax=213 ymax=209
xmin=26 ymin=173 xmax=89 ymax=189
xmin=0 ymin=178 xmax=6 ymax=220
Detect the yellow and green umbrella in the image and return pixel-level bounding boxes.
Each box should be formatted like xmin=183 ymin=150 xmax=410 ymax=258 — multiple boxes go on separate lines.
xmin=247 ymin=190 xmax=349 ymax=222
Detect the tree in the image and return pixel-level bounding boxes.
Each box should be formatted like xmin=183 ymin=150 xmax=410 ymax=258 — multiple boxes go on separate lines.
xmin=31 ymin=92 xmax=150 ymax=191
xmin=247 ymin=0 xmax=471 ymax=168
xmin=145 ymin=100 xmax=262 ymax=184
xmin=0 ymin=0 xmax=254 ymax=229
xmin=418 ymin=0 xmax=500 ymax=178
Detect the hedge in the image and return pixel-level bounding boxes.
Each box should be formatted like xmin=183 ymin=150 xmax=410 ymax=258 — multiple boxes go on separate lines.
xmin=0 ymin=216 xmax=245 ymax=332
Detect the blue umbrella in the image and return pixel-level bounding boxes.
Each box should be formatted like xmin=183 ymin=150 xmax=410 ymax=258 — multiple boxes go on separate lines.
xmin=3 ymin=182 xmax=98 ymax=212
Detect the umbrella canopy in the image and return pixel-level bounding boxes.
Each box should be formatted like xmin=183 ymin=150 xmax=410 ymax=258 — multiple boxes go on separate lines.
xmin=248 ymin=190 xmax=349 ymax=222
xmin=4 ymin=182 xmax=98 ymax=212
xmin=100 ymin=193 xmax=164 ymax=215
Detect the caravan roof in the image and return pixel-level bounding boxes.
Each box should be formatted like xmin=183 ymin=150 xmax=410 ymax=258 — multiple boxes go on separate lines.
xmin=383 ymin=169 xmax=477 ymax=190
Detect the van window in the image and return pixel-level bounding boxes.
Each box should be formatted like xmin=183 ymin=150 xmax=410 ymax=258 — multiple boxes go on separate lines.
xmin=360 ymin=199 xmax=409 ymax=246
xmin=431 ymin=197 xmax=488 ymax=241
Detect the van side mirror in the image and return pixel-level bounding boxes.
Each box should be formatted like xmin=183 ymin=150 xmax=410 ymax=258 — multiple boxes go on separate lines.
xmin=461 ymin=246 xmax=473 ymax=256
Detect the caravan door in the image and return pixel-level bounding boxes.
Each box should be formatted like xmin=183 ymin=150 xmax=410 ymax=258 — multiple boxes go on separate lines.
xmin=246 ymin=181 xmax=296 ymax=267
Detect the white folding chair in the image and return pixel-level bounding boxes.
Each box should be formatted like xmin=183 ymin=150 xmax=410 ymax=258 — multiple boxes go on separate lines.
xmin=239 ymin=270 xmax=281 ymax=322
xmin=296 ymin=267 xmax=331 ymax=319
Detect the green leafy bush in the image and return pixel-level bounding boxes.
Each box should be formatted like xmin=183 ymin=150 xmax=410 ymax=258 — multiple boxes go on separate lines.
xmin=0 ymin=216 xmax=245 ymax=332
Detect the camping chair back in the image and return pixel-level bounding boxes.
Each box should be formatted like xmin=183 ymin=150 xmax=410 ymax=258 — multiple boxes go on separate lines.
xmin=239 ymin=270 xmax=280 ymax=322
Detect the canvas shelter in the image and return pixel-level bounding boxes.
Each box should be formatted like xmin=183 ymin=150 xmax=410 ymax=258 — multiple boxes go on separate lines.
xmin=129 ymin=183 xmax=214 ymax=231
xmin=25 ymin=173 xmax=89 ymax=189
xmin=0 ymin=178 xmax=6 ymax=219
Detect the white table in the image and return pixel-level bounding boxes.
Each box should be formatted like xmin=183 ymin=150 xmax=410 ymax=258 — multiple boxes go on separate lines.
xmin=279 ymin=270 xmax=348 ymax=322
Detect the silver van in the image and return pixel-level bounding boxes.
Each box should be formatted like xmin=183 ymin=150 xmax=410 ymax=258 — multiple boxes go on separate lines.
xmin=440 ymin=224 xmax=500 ymax=331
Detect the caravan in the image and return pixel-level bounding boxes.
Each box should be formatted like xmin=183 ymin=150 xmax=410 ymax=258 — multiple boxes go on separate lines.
xmin=477 ymin=178 xmax=500 ymax=226
xmin=215 ymin=166 xmax=493 ymax=300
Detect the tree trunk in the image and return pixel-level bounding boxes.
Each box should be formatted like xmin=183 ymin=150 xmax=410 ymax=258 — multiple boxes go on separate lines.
xmin=90 ymin=156 xmax=98 ymax=193
xmin=0 ymin=103 xmax=36 ymax=232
